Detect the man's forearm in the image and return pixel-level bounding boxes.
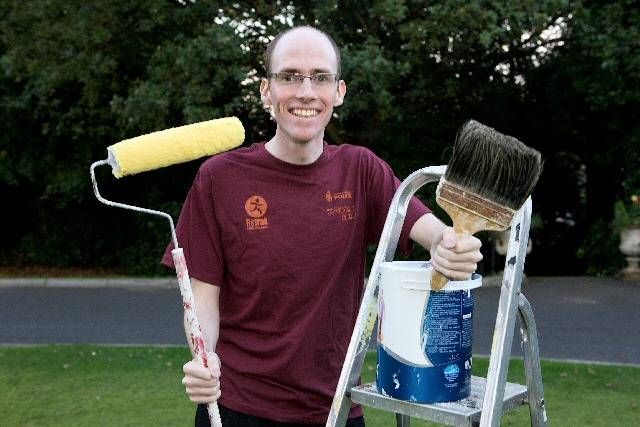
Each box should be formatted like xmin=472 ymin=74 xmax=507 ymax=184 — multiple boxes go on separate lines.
xmin=409 ymin=212 xmax=447 ymax=252
xmin=184 ymin=278 xmax=220 ymax=356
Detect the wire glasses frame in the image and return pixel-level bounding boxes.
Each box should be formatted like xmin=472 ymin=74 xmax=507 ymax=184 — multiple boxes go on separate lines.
xmin=267 ymin=72 xmax=340 ymax=87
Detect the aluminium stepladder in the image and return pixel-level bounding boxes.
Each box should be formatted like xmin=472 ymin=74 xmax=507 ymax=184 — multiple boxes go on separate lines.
xmin=326 ymin=165 xmax=548 ymax=427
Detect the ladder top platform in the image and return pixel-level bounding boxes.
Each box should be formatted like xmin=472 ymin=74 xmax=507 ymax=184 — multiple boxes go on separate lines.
xmin=350 ymin=377 xmax=527 ymax=427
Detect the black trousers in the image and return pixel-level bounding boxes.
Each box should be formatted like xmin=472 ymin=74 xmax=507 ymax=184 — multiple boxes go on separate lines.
xmin=195 ymin=404 xmax=366 ymax=427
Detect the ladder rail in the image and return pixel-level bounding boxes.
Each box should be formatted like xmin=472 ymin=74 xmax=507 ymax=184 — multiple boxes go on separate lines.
xmin=518 ymin=294 xmax=548 ymax=426
xmin=326 ymin=166 xmax=446 ymax=427
xmin=396 ymin=414 xmax=411 ymax=427
xmin=479 ymin=199 xmax=532 ymax=427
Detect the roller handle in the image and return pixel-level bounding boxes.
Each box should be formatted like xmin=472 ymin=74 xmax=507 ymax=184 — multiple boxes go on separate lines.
xmin=172 ymin=248 xmax=222 ymax=427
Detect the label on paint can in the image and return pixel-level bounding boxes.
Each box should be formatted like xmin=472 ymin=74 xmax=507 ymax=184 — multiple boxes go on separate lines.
xmin=444 ymin=364 xmax=460 ymax=382
xmin=422 ymin=288 xmax=474 ymax=366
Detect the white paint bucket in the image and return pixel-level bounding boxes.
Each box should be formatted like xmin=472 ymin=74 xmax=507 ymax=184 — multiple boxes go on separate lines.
xmin=377 ymin=261 xmax=482 ymax=403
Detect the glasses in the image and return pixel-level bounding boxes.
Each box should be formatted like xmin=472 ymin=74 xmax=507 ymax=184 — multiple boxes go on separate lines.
xmin=268 ymin=72 xmax=339 ymax=87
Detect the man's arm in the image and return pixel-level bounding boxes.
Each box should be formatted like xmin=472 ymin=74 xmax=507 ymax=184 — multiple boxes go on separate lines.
xmin=409 ymin=212 xmax=482 ymax=281
xmin=184 ymin=278 xmax=220 ymax=355
xmin=181 ymin=278 xmax=222 ymax=404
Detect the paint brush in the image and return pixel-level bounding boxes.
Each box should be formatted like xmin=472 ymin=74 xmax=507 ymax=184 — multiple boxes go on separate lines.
xmin=431 ymin=120 xmax=542 ymax=291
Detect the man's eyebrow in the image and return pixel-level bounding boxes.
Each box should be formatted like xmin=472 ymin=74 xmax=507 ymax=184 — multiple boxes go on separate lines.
xmin=276 ymin=68 xmax=333 ymax=74
xmin=277 ymin=68 xmax=300 ymax=74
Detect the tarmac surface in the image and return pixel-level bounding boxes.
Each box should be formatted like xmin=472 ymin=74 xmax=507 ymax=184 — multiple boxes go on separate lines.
xmin=1 ymin=276 xmax=639 ymax=365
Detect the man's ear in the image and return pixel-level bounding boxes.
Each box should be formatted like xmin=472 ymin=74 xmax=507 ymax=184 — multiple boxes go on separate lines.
xmin=333 ymin=80 xmax=347 ymax=107
xmin=260 ymin=78 xmax=271 ymax=106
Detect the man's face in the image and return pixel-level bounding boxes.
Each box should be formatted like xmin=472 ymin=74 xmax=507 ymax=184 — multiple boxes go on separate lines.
xmin=260 ymin=29 xmax=346 ymax=145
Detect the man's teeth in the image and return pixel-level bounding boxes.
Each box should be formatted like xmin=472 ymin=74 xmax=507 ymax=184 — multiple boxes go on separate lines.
xmin=292 ymin=109 xmax=318 ymax=117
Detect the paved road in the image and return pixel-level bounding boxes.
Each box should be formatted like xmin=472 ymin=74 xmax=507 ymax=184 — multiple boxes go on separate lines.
xmin=475 ymin=276 xmax=640 ymax=365
xmin=1 ymin=276 xmax=639 ymax=365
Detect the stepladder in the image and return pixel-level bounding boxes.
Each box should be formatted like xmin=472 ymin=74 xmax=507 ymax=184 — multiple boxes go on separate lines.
xmin=326 ymin=165 xmax=548 ymax=427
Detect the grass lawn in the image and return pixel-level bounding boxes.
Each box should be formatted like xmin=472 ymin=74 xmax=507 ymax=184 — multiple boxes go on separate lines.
xmin=1 ymin=345 xmax=638 ymax=426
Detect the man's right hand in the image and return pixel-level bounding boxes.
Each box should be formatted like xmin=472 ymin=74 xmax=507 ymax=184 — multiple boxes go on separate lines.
xmin=182 ymin=352 xmax=221 ymax=404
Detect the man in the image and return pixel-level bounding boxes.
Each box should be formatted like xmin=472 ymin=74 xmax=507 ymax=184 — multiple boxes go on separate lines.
xmin=162 ymin=26 xmax=482 ymax=427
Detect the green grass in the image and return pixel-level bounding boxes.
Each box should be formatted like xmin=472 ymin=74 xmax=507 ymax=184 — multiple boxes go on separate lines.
xmin=1 ymin=345 xmax=638 ymax=426
xmin=0 ymin=345 xmax=192 ymax=426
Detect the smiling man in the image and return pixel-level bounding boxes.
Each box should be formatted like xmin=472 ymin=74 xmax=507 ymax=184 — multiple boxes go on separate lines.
xmin=164 ymin=26 xmax=482 ymax=427
xmin=260 ymin=28 xmax=346 ymax=164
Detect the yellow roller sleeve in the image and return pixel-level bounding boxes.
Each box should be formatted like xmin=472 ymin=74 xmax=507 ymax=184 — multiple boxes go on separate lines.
xmin=107 ymin=116 xmax=244 ymax=178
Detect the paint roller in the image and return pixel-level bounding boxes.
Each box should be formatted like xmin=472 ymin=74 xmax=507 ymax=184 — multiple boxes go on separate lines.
xmin=90 ymin=116 xmax=245 ymax=427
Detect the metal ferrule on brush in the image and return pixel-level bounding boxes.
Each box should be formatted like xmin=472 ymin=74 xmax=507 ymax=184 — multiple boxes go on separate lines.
xmin=436 ymin=179 xmax=515 ymax=229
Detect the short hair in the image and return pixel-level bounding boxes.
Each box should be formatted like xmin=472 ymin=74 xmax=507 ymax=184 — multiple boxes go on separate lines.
xmin=264 ymin=26 xmax=341 ymax=76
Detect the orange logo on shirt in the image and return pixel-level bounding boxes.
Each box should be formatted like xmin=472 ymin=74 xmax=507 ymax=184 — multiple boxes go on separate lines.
xmin=325 ymin=190 xmax=352 ymax=201
xmin=325 ymin=191 xmax=333 ymax=202
xmin=245 ymin=196 xmax=269 ymax=230
xmin=245 ymin=196 xmax=267 ymax=218
xmin=325 ymin=190 xmax=355 ymax=221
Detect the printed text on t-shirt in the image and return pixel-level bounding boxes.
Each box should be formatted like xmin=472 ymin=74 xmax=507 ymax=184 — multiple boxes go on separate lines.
xmin=325 ymin=190 xmax=356 ymax=221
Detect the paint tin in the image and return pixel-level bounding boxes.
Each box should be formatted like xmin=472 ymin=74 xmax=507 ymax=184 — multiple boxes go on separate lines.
xmin=376 ymin=261 xmax=482 ymax=403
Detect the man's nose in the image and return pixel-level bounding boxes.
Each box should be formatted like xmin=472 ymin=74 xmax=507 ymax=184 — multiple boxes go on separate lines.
xmin=295 ymin=77 xmax=317 ymax=99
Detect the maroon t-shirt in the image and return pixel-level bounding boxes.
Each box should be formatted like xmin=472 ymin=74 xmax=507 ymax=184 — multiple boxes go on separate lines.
xmin=162 ymin=142 xmax=430 ymax=423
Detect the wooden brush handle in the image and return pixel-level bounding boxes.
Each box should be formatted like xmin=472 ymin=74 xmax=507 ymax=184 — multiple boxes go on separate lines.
xmin=431 ymin=269 xmax=450 ymax=291
xmin=431 ymin=197 xmax=507 ymax=291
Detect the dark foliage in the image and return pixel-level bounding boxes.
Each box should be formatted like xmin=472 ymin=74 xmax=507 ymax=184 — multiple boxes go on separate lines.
xmin=1 ymin=0 xmax=637 ymax=275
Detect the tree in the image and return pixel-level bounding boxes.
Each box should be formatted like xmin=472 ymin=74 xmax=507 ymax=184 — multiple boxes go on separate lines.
xmin=0 ymin=1 xmax=247 ymax=271
xmin=1 ymin=1 xmax=637 ymax=275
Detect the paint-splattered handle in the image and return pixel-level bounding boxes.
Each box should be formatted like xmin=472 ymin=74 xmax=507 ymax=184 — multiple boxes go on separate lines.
xmin=206 ymin=402 xmax=222 ymax=427
xmin=172 ymin=248 xmax=222 ymax=427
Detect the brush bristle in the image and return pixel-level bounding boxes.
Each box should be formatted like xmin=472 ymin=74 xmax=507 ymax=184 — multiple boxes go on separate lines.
xmin=443 ymin=120 xmax=543 ymax=210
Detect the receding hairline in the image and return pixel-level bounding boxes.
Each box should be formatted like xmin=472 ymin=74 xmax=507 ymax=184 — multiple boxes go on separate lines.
xmin=264 ymin=26 xmax=341 ymax=75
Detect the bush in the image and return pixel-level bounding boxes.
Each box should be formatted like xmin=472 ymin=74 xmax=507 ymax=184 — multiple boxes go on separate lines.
xmin=577 ymin=219 xmax=626 ymax=276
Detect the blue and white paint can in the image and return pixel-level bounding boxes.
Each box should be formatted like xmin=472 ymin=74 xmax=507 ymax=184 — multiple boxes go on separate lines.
xmin=377 ymin=261 xmax=482 ymax=403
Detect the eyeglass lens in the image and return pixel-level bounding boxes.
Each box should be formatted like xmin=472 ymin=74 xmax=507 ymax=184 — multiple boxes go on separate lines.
xmin=270 ymin=73 xmax=338 ymax=86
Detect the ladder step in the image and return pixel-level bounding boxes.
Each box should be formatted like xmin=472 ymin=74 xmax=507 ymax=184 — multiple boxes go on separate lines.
xmin=350 ymin=376 xmax=527 ymax=426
